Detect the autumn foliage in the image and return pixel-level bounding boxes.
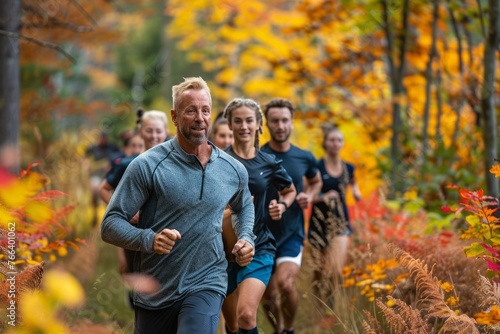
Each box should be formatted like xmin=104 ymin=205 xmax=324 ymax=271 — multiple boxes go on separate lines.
xmin=0 ymin=164 xmax=85 ymax=332
xmin=324 ymin=165 xmax=500 ymax=333
xmin=10 ymin=0 xmax=500 ymax=332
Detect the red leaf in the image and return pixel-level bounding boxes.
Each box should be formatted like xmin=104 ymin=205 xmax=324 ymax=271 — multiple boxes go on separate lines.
xmin=481 ymin=243 xmax=500 ymax=257
xmin=485 ymin=258 xmax=500 ymax=273
xmin=20 ymin=161 xmax=42 ymax=177
xmin=32 ymin=190 xmax=69 ymax=201
xmin=441 ymin=206 xmax=454 ymax=213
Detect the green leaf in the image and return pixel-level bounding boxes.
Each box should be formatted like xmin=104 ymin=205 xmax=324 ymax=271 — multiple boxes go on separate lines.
xmin=489 ymin=236 xmax=500 ymax=245
xmin=385 ymin=200 xmax=400 ymax=211
xmin=465 ymin=215 xmax=481 ymax=227
xmin=403 ymin=198 xmax=425 ymax=215
xmin=424 ymin=213 xmax=454 ymax=235
xmin=463 ymin=242 xmax=486 ymax=258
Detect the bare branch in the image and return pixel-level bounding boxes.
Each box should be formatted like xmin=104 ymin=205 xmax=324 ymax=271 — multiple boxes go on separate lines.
xmin=68 ymin=0 xmax=98 ymax=26
xmin=0 ymin=30 xmax=75 ymax=64
xmin=22 ymin=20 xmax=94 ymax=32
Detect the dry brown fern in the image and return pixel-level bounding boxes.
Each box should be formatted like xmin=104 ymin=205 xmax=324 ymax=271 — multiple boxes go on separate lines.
xmin=376 ymin=296 xmax=431 ymax=334
xmin=391 ymin=239 xmax=488 ymax=317
xmin=362 ymin=320 xmax=377 ymax=334
xmin=362 ymin=309 xmax=382 ymax=334
xmin=474 ymin=272 xmax=500 ymax=309
xmin=387 ymin=243 xmax=479 ymax=334
xmin=0 ymin=261 xmax=45 ymax=306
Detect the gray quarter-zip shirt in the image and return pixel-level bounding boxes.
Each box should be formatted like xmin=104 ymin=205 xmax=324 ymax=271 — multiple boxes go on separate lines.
xmin=101 ymin=137 xmax=255 ymax=309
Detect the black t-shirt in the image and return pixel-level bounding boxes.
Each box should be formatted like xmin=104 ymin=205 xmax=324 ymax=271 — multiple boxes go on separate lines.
xmin=261 ymin=143 xmax=318 ymax=247
xmin=225 ymin=146 xmax=293 ymax=256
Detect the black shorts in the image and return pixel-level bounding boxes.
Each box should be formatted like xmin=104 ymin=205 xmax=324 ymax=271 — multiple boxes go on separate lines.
xmin=134 ymin=290 xmax=224 ymax=334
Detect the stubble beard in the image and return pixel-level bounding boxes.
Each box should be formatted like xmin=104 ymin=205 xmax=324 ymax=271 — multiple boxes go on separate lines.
xmin=180 ymin=127 xmax=207 ymax=146
xmin=271 ymin=130 xmax=291 ymax=144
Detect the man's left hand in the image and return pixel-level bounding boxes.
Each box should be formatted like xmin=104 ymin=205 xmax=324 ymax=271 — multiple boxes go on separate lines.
xmin=232 ymin=239 xmax=254 ymax=267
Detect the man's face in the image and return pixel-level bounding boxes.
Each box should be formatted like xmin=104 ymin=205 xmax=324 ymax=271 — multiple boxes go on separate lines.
xmin=265 ymin=107 xmax=293 ymax=144
xmin=172 ymin=89 xmax=212 ymax=146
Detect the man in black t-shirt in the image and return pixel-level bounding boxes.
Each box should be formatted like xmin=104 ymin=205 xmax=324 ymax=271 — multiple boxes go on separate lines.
xmin=261 ymin=98 xmax=322 ymax=334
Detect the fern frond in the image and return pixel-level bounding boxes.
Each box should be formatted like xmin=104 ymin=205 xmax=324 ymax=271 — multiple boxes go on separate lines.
xmin=0 ymin=262 xmax=45 ymax=306
xmin=387 ymin=243 xmax=479 ymax=334
xmin=363 ymin=309 xmax=381 ymax=333
xmin=387 ymin=243 xmax=450 ymax=316
xmin=375 ymin=297 xmax=407 ymax=333
xmin=362 ymin=320 xmax=377 ymax=334
xmin=376 ymin=296 xmax=431 ymax=334
xmin=475 ymin=271 xmax=500 ymax=308
xmin=438 ymin=314 xmax=479 ymax=334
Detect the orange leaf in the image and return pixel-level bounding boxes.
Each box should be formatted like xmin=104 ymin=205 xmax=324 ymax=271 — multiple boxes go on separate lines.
xmin=490 ymin=165 xmax=500 ymax=178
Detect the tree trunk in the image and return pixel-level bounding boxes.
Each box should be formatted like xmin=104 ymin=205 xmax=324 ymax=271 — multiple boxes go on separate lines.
xmin=0 ymin=0 xmax=20 ymax=173
xmin=481 ymin=0 xmax=500 ymax=197
xmin=382 ymin=0 xmax=409 ymax=196
xmin=447 ymin=2 xmax=465 ymax=145
xmin=422 ymin=0 xmax=439 ymax=160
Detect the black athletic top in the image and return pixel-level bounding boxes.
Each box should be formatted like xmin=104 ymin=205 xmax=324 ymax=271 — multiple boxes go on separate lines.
xmin=261 ymin=143 xmax=318 ymax=248
xmin=105 ymin=154 xmax=140 ymax=188
xmin=308 ymin=159 xmax=355 ymax=249
xmin=225 ymin=146 xmax=293 ymax=256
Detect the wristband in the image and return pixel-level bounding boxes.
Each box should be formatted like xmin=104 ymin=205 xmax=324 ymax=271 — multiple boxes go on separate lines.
xmin=278 ymin=201 xmax=288 ymax=210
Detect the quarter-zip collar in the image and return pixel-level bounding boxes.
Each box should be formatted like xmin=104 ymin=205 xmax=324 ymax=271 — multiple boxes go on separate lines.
xmin=170 ymin=137 xmax=221 ymax=199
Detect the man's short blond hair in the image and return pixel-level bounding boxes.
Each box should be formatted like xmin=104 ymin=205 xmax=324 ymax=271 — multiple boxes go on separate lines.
xmin=172 ymin=77 xmax=211 ymax=111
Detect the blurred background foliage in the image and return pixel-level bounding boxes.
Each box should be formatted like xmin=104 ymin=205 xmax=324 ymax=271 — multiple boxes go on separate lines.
xmin=16 ymin=0 xmax=497 ymax=215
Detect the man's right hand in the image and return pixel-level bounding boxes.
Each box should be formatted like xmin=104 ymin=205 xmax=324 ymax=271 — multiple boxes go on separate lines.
xmin=153 ymin=229 xmax=182 ymax=255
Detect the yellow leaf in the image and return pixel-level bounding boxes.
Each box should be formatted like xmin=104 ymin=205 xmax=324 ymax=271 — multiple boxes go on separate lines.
xmin=0 ymin=183 xmax=27 ymax=209
xmin=417 ymin=34 xmax=433 ymax=49
xmin=219 ymin=25 xmax=251 ymax=43
xmin=25 ymin=201 xmax=53 ymax=223
xmin=0 ymin=206 xmax=18 ymax=228
xmin=216 ymin=67 xmax=238 ymax=85
xmin=19 ymin=291 xmax=52 ymax=326
xmin=22 ymin=172 xmax=49 ymax=198
xmin=57 ymin=246 xmax=68 ymax=257
xmin=43 ymin=270 xmax=84 ymax=307
xmin=0 ymin=172 xmax=48 ymax=209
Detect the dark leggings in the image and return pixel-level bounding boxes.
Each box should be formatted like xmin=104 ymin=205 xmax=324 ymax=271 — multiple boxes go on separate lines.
xmin=134 ymin=290 xmax=224 ymax=334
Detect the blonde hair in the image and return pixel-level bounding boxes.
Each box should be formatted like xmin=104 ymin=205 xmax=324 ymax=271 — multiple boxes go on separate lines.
xmin=172 ymin=77 xmax=211 ymax=111
xmin=136 ymin=108 xmax=168 ymax=130
xmin=223 ymin=98 xmax=264 ymax=149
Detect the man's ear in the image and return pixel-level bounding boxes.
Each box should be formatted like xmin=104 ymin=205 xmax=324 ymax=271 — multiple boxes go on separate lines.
xmin=171 ymin=109 xmax=177 ymax=126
